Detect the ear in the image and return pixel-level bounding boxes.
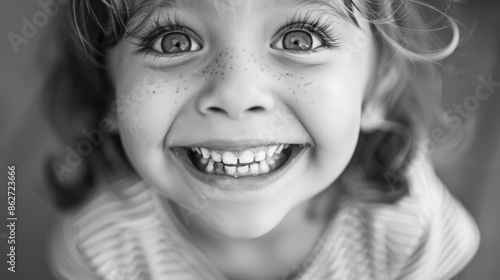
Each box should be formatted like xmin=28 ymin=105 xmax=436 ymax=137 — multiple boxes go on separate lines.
xmin=103 ymin=109 xmax=119 ymax=134
xmin=360 ymin=66 xmax=399 ymax=132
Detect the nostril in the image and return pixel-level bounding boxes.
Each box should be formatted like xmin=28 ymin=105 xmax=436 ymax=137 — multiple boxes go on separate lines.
xmin=207 ymin=107 xmax=226 ymax=114
xmin=247 ymin=106 xmax=265 ymax=112
xmin=203 ymin=105 xmax=269 ymax=117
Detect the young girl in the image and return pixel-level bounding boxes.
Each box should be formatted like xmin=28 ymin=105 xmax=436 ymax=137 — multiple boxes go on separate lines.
xmin=44 ymin=0 xmax=480 ymax=279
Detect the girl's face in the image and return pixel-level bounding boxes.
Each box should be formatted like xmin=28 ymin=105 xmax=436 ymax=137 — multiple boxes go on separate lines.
xmin=109 ymin=0 xmax=376 ymax=238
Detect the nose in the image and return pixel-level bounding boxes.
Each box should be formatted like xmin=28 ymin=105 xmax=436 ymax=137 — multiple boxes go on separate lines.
xmin=196 ymin=73 xmax=275 ymax=119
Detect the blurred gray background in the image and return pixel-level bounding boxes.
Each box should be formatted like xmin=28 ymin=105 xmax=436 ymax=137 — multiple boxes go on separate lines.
xmin=0 ymin=0 xmax=499 ymax=279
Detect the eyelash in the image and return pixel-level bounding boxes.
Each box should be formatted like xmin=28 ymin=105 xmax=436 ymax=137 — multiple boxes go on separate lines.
xmin=131 ymin=12 xmax=339 ymax=57
xmin=275 ymin=13 xmax=340 ymax=52
xmin=131 ymin=15 xmax=195 ymax=58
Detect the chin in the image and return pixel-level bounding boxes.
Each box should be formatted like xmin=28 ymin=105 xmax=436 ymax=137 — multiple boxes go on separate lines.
xmin=203 ymin=206 xmax=288 ymax=239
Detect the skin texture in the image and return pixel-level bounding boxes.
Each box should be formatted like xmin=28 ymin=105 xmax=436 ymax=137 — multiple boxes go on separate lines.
xmin=108 ymin=0 xmax=376 ymax=278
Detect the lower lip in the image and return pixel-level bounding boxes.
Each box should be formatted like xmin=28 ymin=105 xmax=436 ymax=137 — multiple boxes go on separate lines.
xmin=169 ymin=145 xmax=309 ymax=193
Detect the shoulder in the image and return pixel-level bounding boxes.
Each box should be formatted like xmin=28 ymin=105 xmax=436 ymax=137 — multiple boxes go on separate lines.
xmin=47 ymin=175 xmax=164 ymax=279
xmin=48 ymin=215 xmax=97 ymax=280
xmin=397 ymin=156 xmax=480 ymax=279
xmin=347 ymin=156 xmax=480 ymax=279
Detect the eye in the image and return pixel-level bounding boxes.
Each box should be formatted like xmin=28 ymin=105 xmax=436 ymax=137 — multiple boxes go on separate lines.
xmin=273 ymin=30 xmax=324 ymax=52
xmin=150 ymin=30 xmax=202 ymax=55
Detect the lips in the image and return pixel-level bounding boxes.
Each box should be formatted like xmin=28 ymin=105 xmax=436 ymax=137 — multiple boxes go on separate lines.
xmin=189 ymin=144 xmax=292 ymax=177
xmin=169 ymin=143 xmax=310 ymax=192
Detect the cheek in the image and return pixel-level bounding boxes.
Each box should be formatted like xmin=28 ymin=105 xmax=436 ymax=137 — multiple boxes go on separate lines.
xmin=289 ymin=71 xmax=363 ymax=139
xmin=298 ymin=81 xmax=361 ymax=162
xmin=113 ymin=70 xmax=188 ymax=155
xmin=112 ymin=70 xmax=202 ymax=202
xmin=283 ymin=65 xmax=366 ymax=176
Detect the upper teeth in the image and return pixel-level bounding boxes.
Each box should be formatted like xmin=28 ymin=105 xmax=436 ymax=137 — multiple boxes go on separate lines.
xmin=192 ymin=144 xmax=289 ymax=165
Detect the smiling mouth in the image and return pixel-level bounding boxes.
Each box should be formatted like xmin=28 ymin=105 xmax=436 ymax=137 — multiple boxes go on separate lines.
xmin=186 ymin=144 xmax=297 ymax=177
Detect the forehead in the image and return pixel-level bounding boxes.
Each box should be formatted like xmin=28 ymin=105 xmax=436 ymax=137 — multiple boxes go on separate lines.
xmin=144 ymin=0 xmax=345 ymax=9
xmin=130 ymin=0 xmax=353 ymax=21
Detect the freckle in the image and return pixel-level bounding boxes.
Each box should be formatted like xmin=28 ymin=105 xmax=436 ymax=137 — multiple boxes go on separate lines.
xmin=179 ymin=75 xmax=183 ymax=78
xmin=297 ymin=85 xmax=300 ymax=88
xmin=230 ymin=67 xmax=233 ymax=69
xmin=230 ymin=56 xmax=234 ymax=59
xmin=184 ymin=87 xmax=187 ymax=90
xmin=221 ymin=72 xmax=225 ymax=76
xmin=152 ymin=91 xmax=156 ymax=94
xmin=174 ymin=100 xmax=177 ymax=104
xmin=292 ymin=91 xmax=296 ymax=94
xmin=219 ymin=53 xmax=222 ymax=57
xmin=215 ymin=71 xmax=218 ymax=75
xmin=202 ymin=71 xmax=206 ymax=73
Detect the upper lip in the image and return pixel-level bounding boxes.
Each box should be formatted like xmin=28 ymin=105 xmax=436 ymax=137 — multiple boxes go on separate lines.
xmin=169 ymin=139 xmax=309 ymax=151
